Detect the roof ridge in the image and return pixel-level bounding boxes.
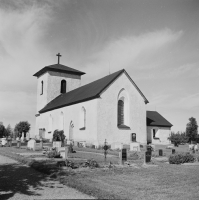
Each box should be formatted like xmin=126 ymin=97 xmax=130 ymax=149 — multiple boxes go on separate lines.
xmin=39 ymin=69 xmax=124 ymax=113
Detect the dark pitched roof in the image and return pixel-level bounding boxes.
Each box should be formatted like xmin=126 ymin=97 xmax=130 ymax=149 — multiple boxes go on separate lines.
xmin=39 ymin=69 xmax=149 ymax=113
xmin=33 ymin=64 xmax=85 ymax=77
xmin=147 ymin=111 xmax=173 ymax=127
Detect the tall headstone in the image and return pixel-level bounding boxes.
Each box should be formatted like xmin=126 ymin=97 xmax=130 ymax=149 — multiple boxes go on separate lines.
xmin=119 ymin=148 xmax=127 ymax=165
xmin=145 ymin=151 xmax=151 ymax=163
xmin=21 ymin=133 xmax=24 ymax=142
xmin=26 ymin=132 xmax=30 ymax=141
xmin=159 ymin=149 xmax=163 ymax=156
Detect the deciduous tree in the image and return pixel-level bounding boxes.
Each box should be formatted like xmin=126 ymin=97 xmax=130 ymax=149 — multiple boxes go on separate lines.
xmin=14 ymin=121 xmax=31 ymax=138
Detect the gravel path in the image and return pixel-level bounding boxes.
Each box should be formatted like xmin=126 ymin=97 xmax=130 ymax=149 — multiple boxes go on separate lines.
xmin=0 ymin=155 xmax=94 ymax=200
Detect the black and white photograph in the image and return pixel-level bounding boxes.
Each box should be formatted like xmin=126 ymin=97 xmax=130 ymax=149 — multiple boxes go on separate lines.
xmin=0 ymin=0 xmax=199 ymax=199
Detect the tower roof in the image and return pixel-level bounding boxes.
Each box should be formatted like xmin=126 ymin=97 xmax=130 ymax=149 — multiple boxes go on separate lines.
xmin=33 ymin=64 xmax=86 ymax=77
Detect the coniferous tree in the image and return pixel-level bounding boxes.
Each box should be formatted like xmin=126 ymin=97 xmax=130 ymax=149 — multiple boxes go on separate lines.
xmin=186 ymin=117 xmax=198 ymax=143
xmin=0 ymin=122 xmax=6 ymax=138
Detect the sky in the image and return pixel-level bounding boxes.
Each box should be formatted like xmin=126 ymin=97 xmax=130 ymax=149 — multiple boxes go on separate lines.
xmin=0 ymin=0 xmax=199 ymax=135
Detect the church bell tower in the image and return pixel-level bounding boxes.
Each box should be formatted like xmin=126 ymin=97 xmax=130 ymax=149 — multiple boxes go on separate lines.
xmin=33 ymin=53 xmax=85 ymax=114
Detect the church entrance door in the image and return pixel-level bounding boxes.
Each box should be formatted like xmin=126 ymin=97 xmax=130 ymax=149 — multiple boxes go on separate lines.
xmin=69 ymin=121 xmax=74 ymax=140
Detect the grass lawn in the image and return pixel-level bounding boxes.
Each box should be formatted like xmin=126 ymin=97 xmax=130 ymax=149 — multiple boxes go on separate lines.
xmin=60 ymin=163 xmax=199 ymax=199
xmin=1 ymin=143 xmax=199 ymax=199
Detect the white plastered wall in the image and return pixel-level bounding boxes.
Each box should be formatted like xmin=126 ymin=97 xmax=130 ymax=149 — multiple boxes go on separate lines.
xmin=97 ymin=72 xmax=147 ymax=146
xmin=35 ymin=99 xmax=98 ymax=143
xmin=36 ymin=71 xmax=81 ymax=113
xmin=147 ymin=126 xmax=171 ymax=145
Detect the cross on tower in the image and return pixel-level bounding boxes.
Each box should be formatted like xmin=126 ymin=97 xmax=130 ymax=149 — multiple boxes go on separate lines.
xmin=56 ymin=53 xmax=62 ymax=64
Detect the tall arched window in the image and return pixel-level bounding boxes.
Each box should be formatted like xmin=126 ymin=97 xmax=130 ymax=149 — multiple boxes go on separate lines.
xmin=69 ymin=121 xmax=74 ymax=140
xmin=48 ymin=115 xmax=53 ymax=133
xmin=118 ymin=100 xmax=124 ymax=125
xmin=60 ymin=112 xmax=64 ymax=130
xmin=60 ymin=80 xmax=66 ymax=93
xmin=117 ymin=89 xmax=129 ymax=128
xmin=41 ymin=81 xmax=43 ymax=95
xmin=79 ymin=107 xmax=86 ymax=130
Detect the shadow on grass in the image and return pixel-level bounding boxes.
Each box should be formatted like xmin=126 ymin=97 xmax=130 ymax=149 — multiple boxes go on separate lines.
xmin=0 ymin=163 xmax=50 ymax=200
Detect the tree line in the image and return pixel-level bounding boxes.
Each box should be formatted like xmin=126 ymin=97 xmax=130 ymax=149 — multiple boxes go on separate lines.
xmin=0 ymin=121 xmax=31 ymax=139
xmin=168 ymin=117 xmax=198 ymax=145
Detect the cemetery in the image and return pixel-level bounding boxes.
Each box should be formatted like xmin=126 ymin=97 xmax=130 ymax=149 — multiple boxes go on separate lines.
xmin=1 ymin=133 xmax=199 ymax=199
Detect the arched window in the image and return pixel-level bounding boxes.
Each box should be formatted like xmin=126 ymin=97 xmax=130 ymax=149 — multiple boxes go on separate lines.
xmin=118 ymin=100 xmax=124 ymax=125
xmin=69 ymin=121 xmax=74 ymax=140
xmin=48 ymin=115 xmax=53 ymax=133
xmin=41 ymin=81 xmax=43 ymax=95
xmin=117 ymin=89 xmax=129 ymax=127
xmin=79 ymin=107 xmax=86 ymax=130
xmin=60 ymin=80 xmax=66 ymax=93
xmin=60 ymin=112 xmax=64 ymax=130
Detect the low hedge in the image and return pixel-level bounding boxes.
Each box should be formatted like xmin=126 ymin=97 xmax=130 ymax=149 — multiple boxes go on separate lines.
xmin=169 ymin=152 xmax=195 ymax=164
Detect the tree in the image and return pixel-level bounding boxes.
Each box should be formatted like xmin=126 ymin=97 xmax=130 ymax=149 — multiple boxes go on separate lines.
xmin=0 ymin=122 xmax=6 ymax=138
xmin=186 ymin=117 xmax=198 ymax=143
xmin=14 ymin=121 xmax=31 ymax=138
xmin=6 ymin=124 xmax=12 ymax=137
xmin=168 ymin=131 xmax=189 ymax=146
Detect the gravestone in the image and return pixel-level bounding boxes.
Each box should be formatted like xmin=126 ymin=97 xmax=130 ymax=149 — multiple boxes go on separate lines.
xmin=111 ymin=142 xmax=123 ymax=150
xmin=130 ymin=142 xmax=140 ymax=152
xmin=40 ymin=140 xmax=43 ymax=149
xmin=53 ymin=141 xmax=61 ymax=149
xmin=57 ymin=147 xmax=68 ymax=159
xmin=159 ymin=149 xmax=163 ymax=156
xmin=1 ymin=138 xmax=7 ymax=146
xmin=26 ymin=132 xmax=30 ymax=141
xmin=79 ymin=141 xmax=86 ymax=147
xmin=21 ymin=133 xmax=25 ymax=142
xmin=172 ymin=149 xmax=175 ymax=154
xmin=119 ymin=148 xmax=127 ymax=165
xmin=27 ymin=139 xmax=36 ymax=151
xmin=145 ymin=151 xmax=151 ymax=163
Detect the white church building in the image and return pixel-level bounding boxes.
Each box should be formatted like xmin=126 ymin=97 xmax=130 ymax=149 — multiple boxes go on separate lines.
xmin=33 ymin=57 xmax=172 ymax=147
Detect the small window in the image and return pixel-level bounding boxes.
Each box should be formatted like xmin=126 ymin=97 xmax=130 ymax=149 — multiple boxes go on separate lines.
xmin=41 ymin=81 xmax=43 ymax=95
xmin=80 ymin=107 xmax=86 ymax=130
xmin=118 ymin=100 xmax=124 ymax=125
xmin=153 ymin=129 xmax=156 ymax=138
xmin=48 ymin=115 xmax=53 ymax=133
xmin=60 ymin=80 xmax=66 ymax=93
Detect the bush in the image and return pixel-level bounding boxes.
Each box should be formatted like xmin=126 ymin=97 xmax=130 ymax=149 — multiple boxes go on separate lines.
xmin=53 ymin=130 xmax=65 ymax=146
xmin=46 ymin=150 xmax=61 ymax=158
xmin=168 ymin=132 xmax=189 ymax=146
xmin=169 ymin=152 xmax=195 ymax=164
xmin=53 ymin=129 xmax=65 ymax=141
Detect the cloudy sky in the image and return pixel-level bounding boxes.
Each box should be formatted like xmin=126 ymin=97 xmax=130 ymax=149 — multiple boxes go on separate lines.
xmin=0 ymin=0 xmax=199 ymax=135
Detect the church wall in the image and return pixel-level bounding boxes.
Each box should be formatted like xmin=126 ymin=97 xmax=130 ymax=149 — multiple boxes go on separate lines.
xmin=47 ymin=71 xmax=81 ymax=104
xmin=36 ymin=72 xmax=48 ymax=113
xmin=97 ymin=72 xmax=147 ymax=146
xmin=147 ymin=126 xmax=171 ymax=145
xmin=35 ymin=99 xmax=98 ymax=143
